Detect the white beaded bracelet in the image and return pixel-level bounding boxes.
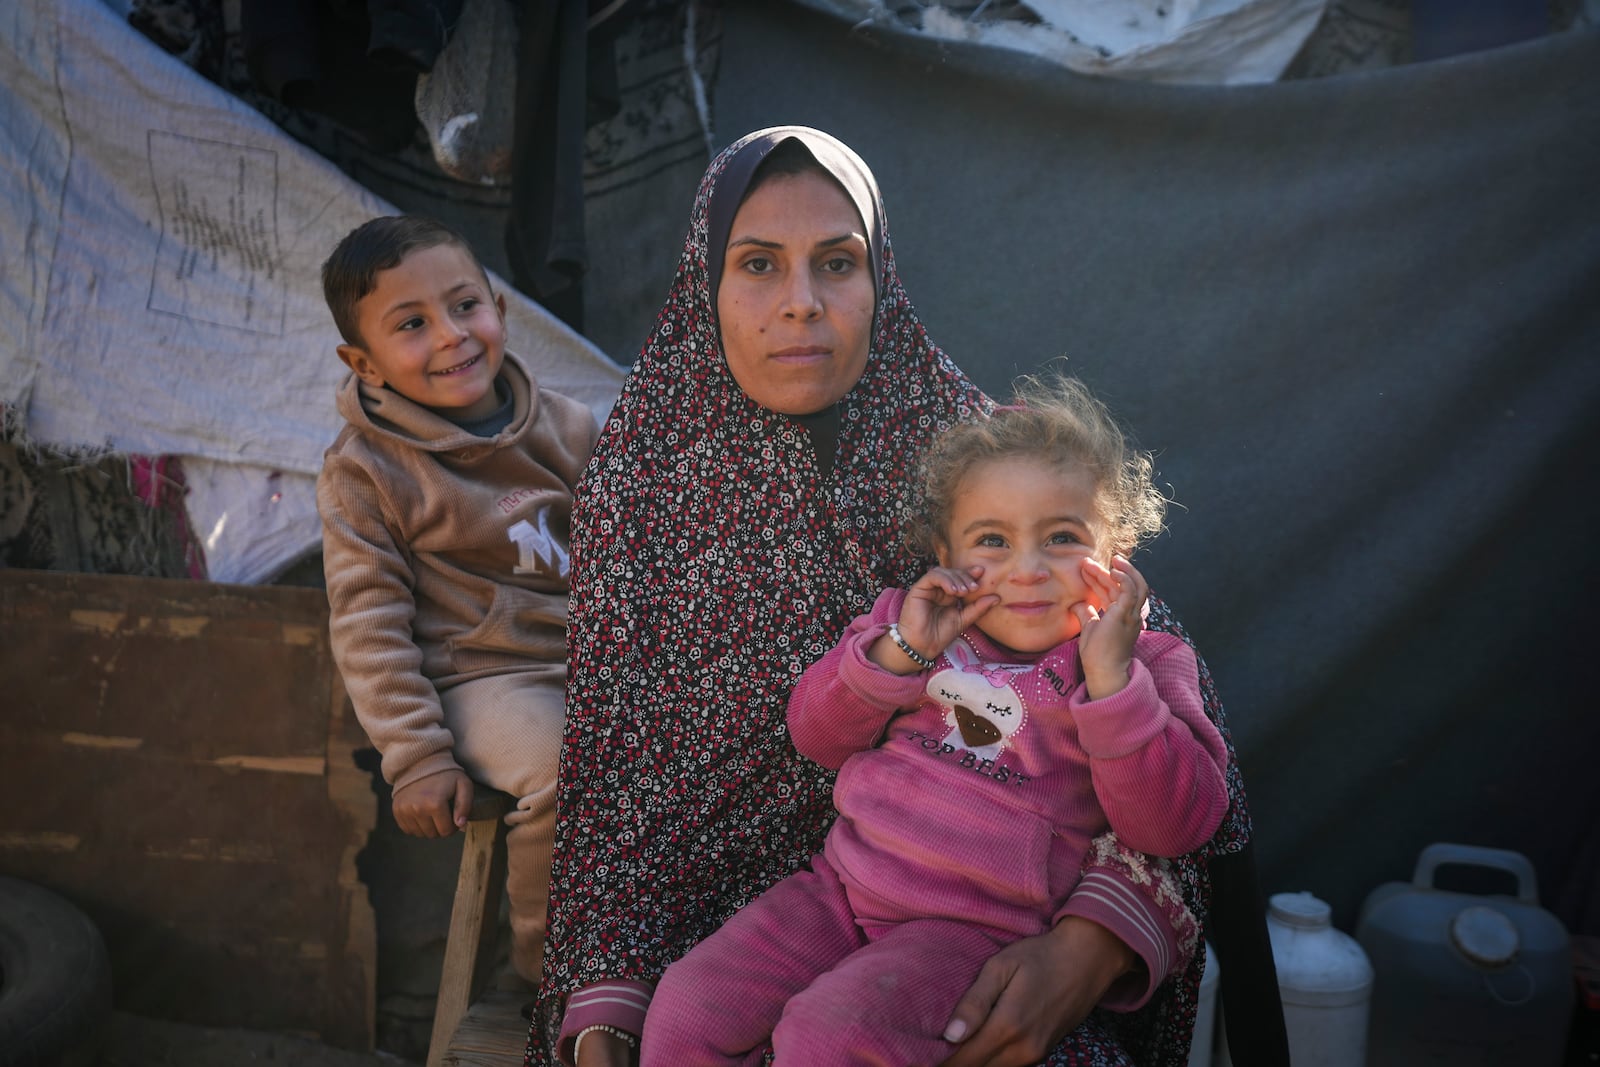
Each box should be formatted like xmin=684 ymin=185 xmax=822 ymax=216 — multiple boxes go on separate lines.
xmin=573 ymin=1023 xmax=638 ymax=1063
xmin=887 ymin=622 xmax=935 ymax=670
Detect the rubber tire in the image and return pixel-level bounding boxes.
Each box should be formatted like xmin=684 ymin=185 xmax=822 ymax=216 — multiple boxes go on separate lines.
xmin=0 ymin=877 xmax=112 ymax=1067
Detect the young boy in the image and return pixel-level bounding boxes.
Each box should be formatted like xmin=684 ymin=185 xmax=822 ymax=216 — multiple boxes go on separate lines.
xmin=316 ymin=215 xmax=598 ymax=983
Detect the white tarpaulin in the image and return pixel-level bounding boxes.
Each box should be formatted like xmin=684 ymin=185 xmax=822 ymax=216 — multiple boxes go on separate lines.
xmin=801 ymin=0 xmax=1329 ymax=85
xmin=1 ymin=0 xmax=624 ymax=582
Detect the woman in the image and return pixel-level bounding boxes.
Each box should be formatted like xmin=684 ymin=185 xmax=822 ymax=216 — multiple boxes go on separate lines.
xmin=525 ymin=126 xmax=1270 ymax=1067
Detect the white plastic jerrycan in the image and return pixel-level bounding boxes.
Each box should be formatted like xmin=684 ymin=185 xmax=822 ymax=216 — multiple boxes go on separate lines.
xmin=1357 ymin=842 xmax=1572 ymax=1066
xmin=1265 ymin=891 xmax=1373 ymax=1067
xmin=1187 ymin=940 xmax=1219 ymax=1067
xmin=1216 ymin=892 xmax=1373 ymax=1067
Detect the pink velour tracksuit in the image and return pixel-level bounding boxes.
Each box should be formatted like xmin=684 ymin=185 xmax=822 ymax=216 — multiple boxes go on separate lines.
xmin=641 ymin=588 xmax=1230 ymax=1067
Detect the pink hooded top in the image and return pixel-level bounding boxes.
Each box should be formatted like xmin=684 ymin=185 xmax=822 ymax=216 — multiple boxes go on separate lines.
xmin=789 ymin=588 xmax=1231 ymax=1005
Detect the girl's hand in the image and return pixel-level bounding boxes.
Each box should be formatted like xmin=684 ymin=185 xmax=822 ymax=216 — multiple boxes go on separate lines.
xmin=575 ymin=1030 xmax=637 ymax=1067
xmin=1072 ymin=556 xmax=1148 ymax=700
xmin=869 ymin=566 xmax=998 ymax=674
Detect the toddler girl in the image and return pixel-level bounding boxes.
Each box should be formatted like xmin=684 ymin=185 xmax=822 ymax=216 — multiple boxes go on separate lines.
xmin=639 ymin=376 xmax=1230 ymax=1067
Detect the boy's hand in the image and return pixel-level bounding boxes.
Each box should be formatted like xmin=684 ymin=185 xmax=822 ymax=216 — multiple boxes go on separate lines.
xmin=391 ymin=767 xmax=473 ymax=838
xmin=870 ymin=566 xmax=999 ymax=674
xmin=1073 ymin=555 xmax=1148 ymax=701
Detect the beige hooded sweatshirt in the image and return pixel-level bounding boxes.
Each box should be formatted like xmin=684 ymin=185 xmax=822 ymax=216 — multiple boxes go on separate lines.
xmin=316 ymin=353 xmax=599 ymax=790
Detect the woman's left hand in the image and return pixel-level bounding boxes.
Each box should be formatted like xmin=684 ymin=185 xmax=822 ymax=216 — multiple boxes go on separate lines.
xmin=937 ymin=916 xmax=1139 ymax=1067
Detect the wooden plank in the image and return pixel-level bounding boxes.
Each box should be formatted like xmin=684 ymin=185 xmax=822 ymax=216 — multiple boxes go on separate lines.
xmin=2 ymin=573 xmax=332 ymax=752
xmin=441 ymin=988 xmax=530 ymax=1067
xmin=426 ymin=789 xmax=510 ymax=1067
xmin=0 ymin=570 xmax=376 ymax=1049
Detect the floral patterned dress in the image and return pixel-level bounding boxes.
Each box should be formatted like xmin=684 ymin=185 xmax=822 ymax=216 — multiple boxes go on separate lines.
xmin=525 ymin=126 xmax=1252 ymax=1067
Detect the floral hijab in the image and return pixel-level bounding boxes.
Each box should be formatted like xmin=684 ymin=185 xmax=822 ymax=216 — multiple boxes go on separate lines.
xmin=526 ymin=126 xmax=1250 ymax=1067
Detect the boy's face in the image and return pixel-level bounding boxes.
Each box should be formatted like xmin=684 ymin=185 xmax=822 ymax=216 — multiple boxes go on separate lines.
xmin=338 ymin=242 xmax=508 ymax=421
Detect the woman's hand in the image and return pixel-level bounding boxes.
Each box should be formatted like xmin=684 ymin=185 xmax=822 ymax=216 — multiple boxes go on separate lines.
xmin=1073 ymin=555 xmax=1149 ymax=701
xmin=869 ymin=565 xmax=998 ymax=674
xmin=575 ymin=1030 xmax=637 ymax=1067
xmin=937 ymin=916 xmax=1141 ymax=1067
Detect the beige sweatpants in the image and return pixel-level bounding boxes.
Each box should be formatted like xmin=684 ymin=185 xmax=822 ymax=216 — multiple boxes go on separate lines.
xmin=439 ymin=665 xmax=565 ymax=984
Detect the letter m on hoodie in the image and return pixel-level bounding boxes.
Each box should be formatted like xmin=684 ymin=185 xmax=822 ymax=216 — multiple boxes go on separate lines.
xmin=508 ymin=508 xmax=569 ymax=578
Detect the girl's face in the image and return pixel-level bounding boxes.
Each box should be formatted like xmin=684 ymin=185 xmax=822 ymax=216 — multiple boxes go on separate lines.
xmin=716 ymin=169 xmax=876 ymax=416
xmin=936 ymin=455 xmax=1107 ymax=655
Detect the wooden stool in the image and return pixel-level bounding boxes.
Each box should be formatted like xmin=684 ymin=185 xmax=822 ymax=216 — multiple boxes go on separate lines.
xmin=426 ymin=784 xmax=524 ymax=1067
xmin=432 ymin=986 xmax=531 ymax=1066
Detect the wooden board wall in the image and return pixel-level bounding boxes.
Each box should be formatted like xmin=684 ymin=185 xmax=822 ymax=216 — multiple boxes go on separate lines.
xmin=0 ymin=569 xmax=376 ymax=1049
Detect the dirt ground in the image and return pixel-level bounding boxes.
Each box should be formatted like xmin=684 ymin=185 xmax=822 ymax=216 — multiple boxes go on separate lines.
xmin=102 ymin=1014 xmax=417 ymax=1067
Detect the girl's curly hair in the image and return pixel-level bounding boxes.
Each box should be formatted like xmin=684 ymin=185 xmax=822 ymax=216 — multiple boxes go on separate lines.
xmin=903 ymin=374 xmax=1170 ymax=563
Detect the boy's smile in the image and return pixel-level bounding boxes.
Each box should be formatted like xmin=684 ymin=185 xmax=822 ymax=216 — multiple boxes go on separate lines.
xmin=936 ymin=456 xmax=1106 ymax=655
xmin=338 ymin=242 xmax=508 ymax=421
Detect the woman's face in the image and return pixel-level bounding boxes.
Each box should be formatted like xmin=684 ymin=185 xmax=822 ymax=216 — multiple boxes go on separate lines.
xmin=716 ymin=169 xmax=876 ymax=416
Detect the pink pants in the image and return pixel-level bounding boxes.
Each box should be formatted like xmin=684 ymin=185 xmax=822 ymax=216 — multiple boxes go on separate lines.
xmin=642 ymin=854 xmax=1010 ymax=1067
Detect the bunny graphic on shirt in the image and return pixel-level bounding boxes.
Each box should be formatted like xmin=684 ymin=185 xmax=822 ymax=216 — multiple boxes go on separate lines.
xmin=929 ymin=637 xmax=1032 ymax=762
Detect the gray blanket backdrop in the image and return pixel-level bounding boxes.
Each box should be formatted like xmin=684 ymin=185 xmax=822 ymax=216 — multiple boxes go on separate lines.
xmin=686 ymin=5 xmax=1598 ymax=935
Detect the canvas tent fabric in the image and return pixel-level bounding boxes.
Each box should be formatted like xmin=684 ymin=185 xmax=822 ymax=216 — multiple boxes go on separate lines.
xmin=5 ymin=0 xmax=1596 ymax=960
xmin=0 ymin=0 xmax=624 ymax=583
xmin=703 ymin=4 xmax=1600 ymax=936
xmin=808 ymin=0 xmax=1331 ymax=85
